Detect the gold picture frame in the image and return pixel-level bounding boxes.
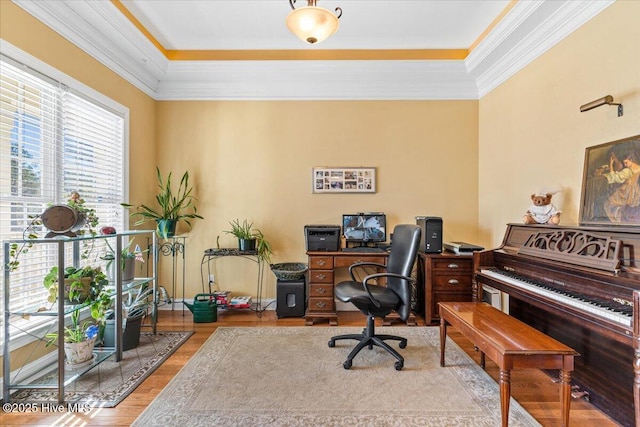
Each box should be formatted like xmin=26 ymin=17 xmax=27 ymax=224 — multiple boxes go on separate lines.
xmin=579 ymin=134 xmax=640 ymax=226
xmin=312 ymin=167 xmax=376 ymax=193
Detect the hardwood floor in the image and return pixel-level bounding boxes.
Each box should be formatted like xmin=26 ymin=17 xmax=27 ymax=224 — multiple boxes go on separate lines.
xmin=0 ymin=310 xmax=621 ymax=426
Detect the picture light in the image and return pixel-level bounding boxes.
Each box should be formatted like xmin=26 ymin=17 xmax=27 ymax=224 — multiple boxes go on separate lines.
xmin=580 ymin=95 xmax=623 ymax=117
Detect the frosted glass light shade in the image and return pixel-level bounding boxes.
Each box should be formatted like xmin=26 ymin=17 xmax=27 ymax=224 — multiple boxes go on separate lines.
xmin=286 ymin=6 xmax=340 ymax=44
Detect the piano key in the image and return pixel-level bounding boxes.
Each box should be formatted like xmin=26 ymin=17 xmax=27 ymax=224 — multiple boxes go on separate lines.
xmin=480 ymin=268 xmax=632 ymax=328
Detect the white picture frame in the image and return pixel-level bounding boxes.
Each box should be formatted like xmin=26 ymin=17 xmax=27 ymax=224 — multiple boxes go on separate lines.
xmin=312 ymin=167 xmax=376 ymax=193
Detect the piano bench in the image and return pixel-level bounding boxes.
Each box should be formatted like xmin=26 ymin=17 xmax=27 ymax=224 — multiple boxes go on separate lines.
xmin=438 ymin=302 xmax=579 ymax=427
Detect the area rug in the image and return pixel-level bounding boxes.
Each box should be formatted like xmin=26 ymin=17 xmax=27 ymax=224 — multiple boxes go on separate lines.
xmin=133 ymin=327 xmax=540 ymax=426
xmin=9 ymin=331 xmax=192 ymax=407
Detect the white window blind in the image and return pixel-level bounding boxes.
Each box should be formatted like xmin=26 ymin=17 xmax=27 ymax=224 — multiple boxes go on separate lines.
xmin=0 ymin=55 xmax=127 ymax=343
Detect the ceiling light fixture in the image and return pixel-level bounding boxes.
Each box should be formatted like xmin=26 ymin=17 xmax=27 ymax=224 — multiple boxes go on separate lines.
xmin=286 ymin=0 xmax=342 ymax=45
xmin=580 ymin=95 xmax=624 ymax=117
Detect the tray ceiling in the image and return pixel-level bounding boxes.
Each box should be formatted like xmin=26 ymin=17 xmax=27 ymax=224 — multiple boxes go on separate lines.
xmin=8 ymin=0 xmax=615 ymax=100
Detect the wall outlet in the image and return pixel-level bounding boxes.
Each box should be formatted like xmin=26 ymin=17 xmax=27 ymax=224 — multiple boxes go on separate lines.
xmin=209 ymin=274 xmax=215 ymax=284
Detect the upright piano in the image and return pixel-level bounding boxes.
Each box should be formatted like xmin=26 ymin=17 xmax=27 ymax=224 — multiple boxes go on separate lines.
xmin=474 ymin=223 xmax=640 ymax=427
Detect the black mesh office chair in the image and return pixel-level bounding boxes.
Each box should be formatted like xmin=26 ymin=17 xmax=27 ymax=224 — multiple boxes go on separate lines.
xmin=328 ymin=224 xmax=421 ymax=370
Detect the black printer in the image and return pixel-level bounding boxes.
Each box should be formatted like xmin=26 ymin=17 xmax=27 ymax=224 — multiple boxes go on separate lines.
xmin=304 ymin=225 xmax=341 ymax=251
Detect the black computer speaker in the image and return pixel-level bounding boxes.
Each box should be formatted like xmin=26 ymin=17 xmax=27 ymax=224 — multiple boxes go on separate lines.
xmin=416 ymin=216 xmax=443 ymax=253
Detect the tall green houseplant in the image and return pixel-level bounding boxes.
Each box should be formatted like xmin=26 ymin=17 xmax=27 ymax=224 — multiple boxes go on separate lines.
xmin=122 ymin=167 xmax=203 ymax=238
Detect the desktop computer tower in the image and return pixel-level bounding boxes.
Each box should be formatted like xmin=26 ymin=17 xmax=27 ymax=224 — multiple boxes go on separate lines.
xmin=416 ymin=216 xmax=443 ymax=253
xmin=276 ymin=278 xmax=306 ymax=318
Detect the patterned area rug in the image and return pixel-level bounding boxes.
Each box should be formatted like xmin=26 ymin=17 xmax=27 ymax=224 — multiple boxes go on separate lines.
xmin=9 ymin=331 xmax=192 ymax=407
xmin=133 ymin=327 xmax=541 ymax=426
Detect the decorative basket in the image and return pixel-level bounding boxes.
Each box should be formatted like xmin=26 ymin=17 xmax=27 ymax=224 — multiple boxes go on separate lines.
xmin=270 ymin=263 xmax=308 ymax=281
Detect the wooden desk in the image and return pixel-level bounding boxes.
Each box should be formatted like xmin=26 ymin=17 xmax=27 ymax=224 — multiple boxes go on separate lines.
xmin=439 ymin=302 xmax=578 ymax=427
xmin=306 ymin=250 xmax=388 ymax=326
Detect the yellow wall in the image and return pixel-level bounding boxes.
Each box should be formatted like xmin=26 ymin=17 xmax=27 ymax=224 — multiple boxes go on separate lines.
xmin=1 ymin=2 xmax=480 ymax=301
xmin=156 ymin=101 xmax=479 ymax=298
xmin=479 ymin=0 xmax=640 ymax=247
xmin=3 ymin=0 xmax=638 ymax=301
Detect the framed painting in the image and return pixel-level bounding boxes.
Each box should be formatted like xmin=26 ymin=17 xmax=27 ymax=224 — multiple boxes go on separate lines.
xmin=312 ymin=167 xmax=376 ymax=193
xmin=579 ymin=134 xmax=640 ymax=226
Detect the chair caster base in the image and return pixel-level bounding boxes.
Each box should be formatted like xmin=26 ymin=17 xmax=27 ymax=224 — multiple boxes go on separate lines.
xmin=395 ymin=361 xmax=404 ymax=370
xmin=343 ymin=360 xmax=352 ymax=370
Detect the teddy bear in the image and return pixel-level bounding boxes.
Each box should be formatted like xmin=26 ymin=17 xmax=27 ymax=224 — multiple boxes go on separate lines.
xmin=523 ymin=193 xmax=561 ymax=225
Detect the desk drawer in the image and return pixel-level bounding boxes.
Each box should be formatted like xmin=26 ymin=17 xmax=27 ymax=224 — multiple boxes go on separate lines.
xmin=309 ymin=270 xmax=334 ymax=283
xmin=309 ymin=283 xmax=333 ymax=297
xmin=432 ymin=258 xmax=473 ymax=273
xmin=309 ymin=256 xmax=334 ymax=269
xmin=308 ymin=297 xmax=334 ymax=312
xmin=433 ymin=273 xmax=473 ymax=290
xmin=334 ymin=256 xmax=385 ymax=268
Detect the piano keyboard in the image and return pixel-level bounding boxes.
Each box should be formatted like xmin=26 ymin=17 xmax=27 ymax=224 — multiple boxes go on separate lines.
xmin=480 ymin=268 xmax=632 ymax=328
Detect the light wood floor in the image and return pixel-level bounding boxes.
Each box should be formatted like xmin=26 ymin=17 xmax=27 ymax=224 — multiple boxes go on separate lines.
xmin=0 ymin=309 xmax=620 ymax=426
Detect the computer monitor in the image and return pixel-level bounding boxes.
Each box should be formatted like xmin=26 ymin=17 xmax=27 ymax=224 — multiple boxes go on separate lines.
xmin=342 ymin=213 xmax=386 ymax=244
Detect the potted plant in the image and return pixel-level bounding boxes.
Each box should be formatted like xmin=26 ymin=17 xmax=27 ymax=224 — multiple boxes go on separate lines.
xmin=43 ymin=265 xmax=108 ymax=304
xmin=8 ymin=192 xmax=100 ymax=272
xmin=121 ymin=167 xmax=203 ymax=238
xmin=254 ymin=229 xmax=273 ymax=264
xmin=225 ymin=219 xmax=257 ymax=250
xmin=102 ymin=285 xmax=153 ymax=351
xmin=46 ymin=310 xmax=100 ymax=365
xmin=225 ymin=219 xmax=273 ymax=262
xmin=100 ymin=239 xmax=145 ymax=282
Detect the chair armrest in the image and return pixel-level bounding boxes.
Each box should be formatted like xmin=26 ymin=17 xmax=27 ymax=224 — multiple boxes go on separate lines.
xmin=361 ymin=272 xmax=416 ymax=308
xmin=348 ymin=262 xmax=386 ymax=280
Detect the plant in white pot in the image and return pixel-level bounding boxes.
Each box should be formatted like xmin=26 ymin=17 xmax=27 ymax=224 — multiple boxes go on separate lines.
xmin=45 ymin=309 xmax=100 ymax=365
xmin=121 ymin=167 xmax=203 ymax=238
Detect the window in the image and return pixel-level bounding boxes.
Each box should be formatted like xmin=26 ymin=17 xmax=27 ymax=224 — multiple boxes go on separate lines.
xmin=0 ymin=52 xmax=128 ymax=342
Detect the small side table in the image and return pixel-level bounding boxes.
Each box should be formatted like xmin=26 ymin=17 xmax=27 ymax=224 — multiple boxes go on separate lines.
xmin=148 ymin=236 xmax=186 ymax=312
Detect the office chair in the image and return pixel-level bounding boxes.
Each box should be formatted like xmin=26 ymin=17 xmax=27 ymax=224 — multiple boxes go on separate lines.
xmin=328 ymin=224 xmax=421 ymax=370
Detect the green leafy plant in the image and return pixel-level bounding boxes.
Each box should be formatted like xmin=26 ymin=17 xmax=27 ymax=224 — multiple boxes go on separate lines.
xmin=66 ymin=191 xmax=99 ymax=237
xmin=225 ymin=219 xmax=273 ymax=263
xmin=121 ymin=167 xmax=204 ymax=229
xmin=43 ymin=265 xmax=108 ymax=304
xmin=46 ymin=310 xmax=99 ymax=345
xmin=7 ymin=216 xmax=40 ymax=272
xmin=254 ymin=230 xmax=273 ymax=264
xmin=100 ymin=238 xmax=146 ymax=272
xmin=225 ymin=219 xmax=256 ymax=240
xmin=8 ymin=192 xmax=100 ymax=272
xmin=44 ymin=265 xmax=110 ymax=346
xmin=106 ymin=284 xmax=153 ymax=325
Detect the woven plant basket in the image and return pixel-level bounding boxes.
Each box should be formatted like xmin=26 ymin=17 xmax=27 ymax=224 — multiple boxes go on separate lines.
xmin=270 ymin=263 xmax=308 ymax=280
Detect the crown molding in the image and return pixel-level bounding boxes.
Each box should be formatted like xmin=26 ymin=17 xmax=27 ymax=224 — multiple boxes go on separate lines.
xmin=12 ymin=0 xmax=168 ymax=98
xmin=465 ymin=0 xmax=544 ymax=75
xmin=9 ymin=0 xmax=615 ymax=101
xmin=156 ymin=60 xmax=478 ymax=100
xmin=469 ymin=0 xmax=615 ymax=97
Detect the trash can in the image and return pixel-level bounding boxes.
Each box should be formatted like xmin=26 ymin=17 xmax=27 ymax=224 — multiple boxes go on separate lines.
xmin=276 ymin=278 xmax=306 ymax=318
